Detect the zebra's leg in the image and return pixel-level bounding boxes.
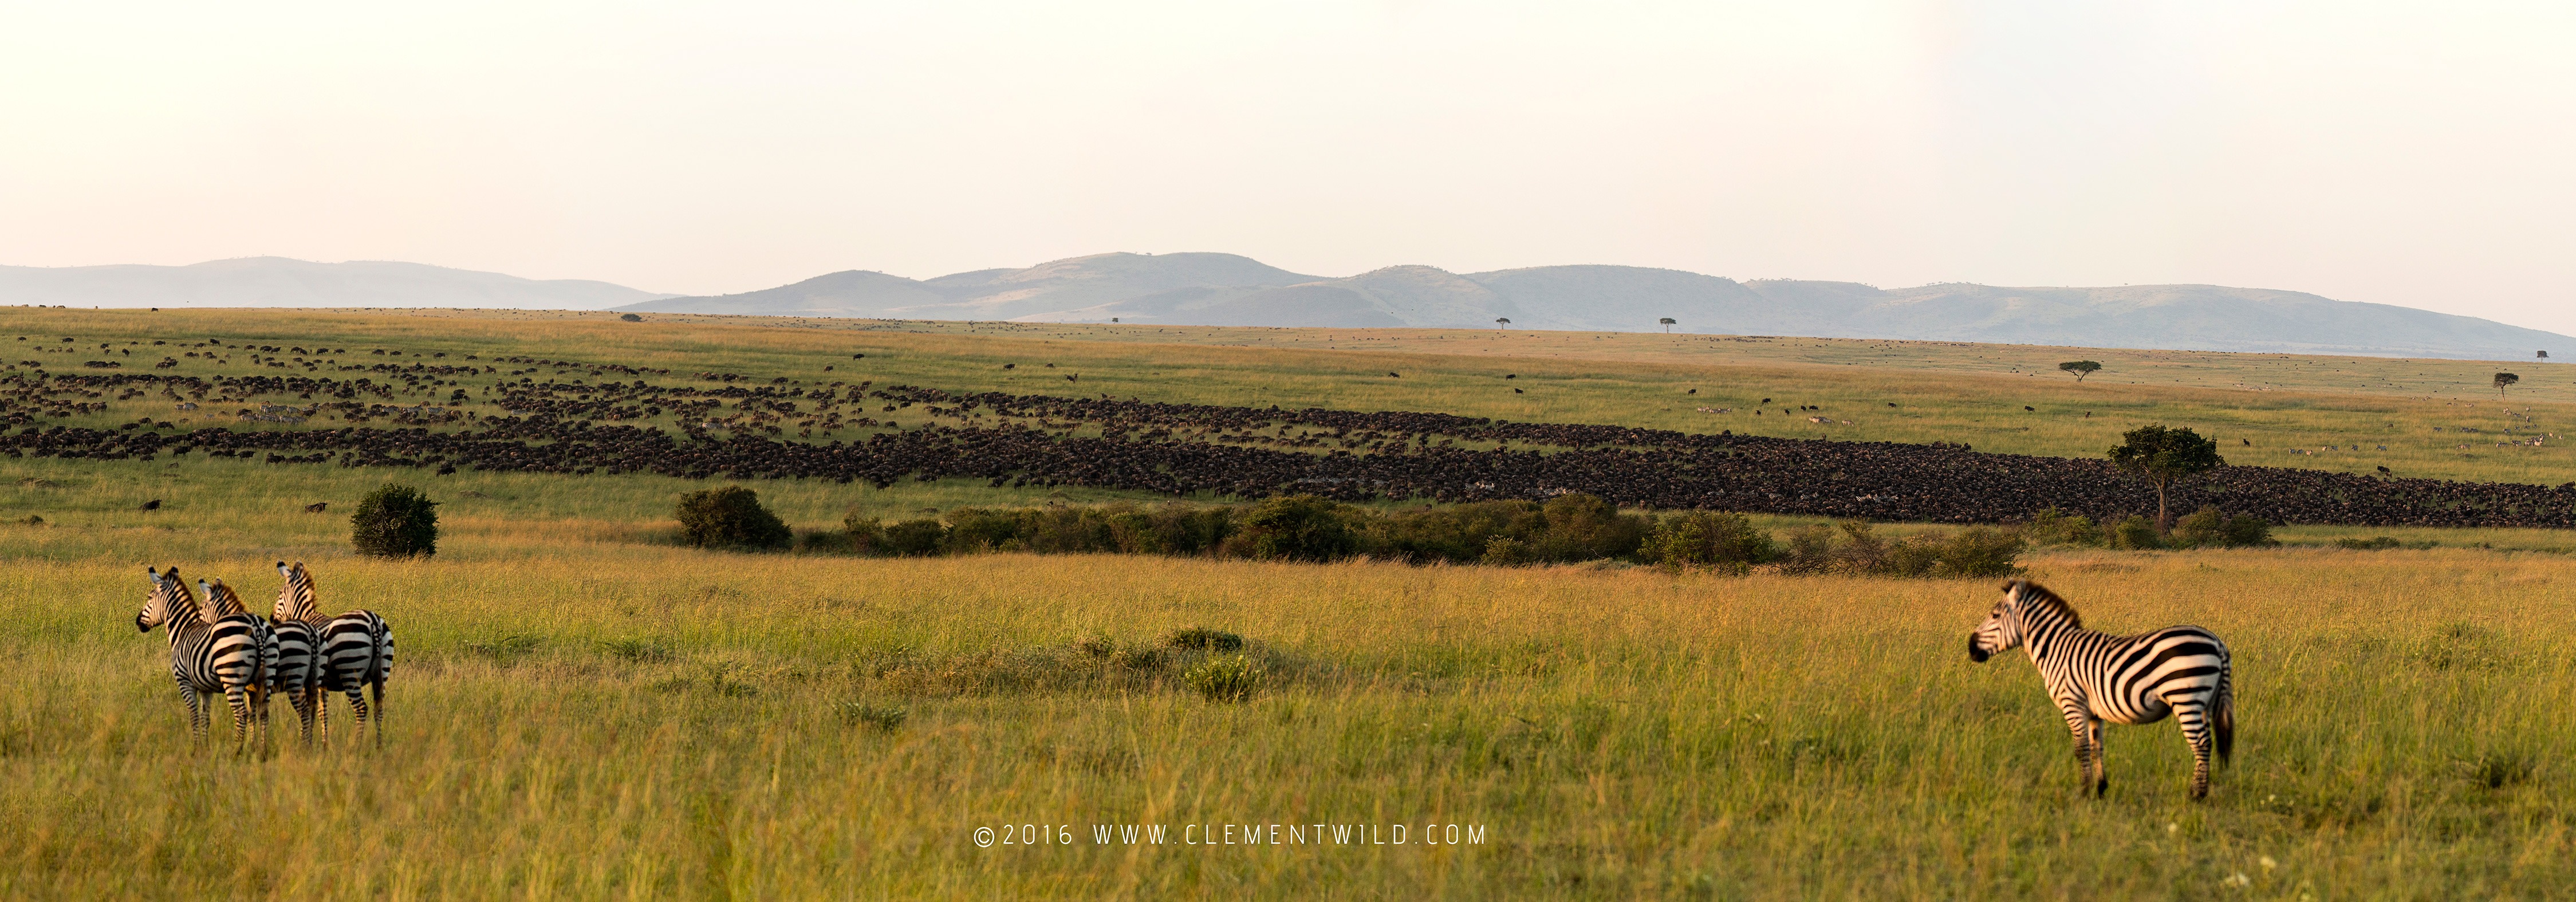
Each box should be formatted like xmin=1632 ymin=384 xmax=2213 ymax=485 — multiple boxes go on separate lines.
xmin=294 ymin=686 xmax=318 ymax=745
xmin=177 ymin=677 xmax=208 ymax=745
xmin=2170 ymin=692 xmax=2215 ymax=799
xmin=2057 ymin=703 xmax=2098 ymax=795
xmin=346 ymin=686 xmax=372 ymax=749
xmin=2084 ymin=720 xmax=2108 ymax=796
xmin=224 ymin=686 xmax=254 ymax=753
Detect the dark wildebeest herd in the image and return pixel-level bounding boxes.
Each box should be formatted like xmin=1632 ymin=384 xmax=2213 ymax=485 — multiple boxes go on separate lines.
xmin=7 ymin=359 xmax=2572 ymax=527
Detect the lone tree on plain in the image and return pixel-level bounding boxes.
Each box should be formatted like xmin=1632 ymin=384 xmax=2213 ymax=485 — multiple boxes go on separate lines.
xmin=2109 ymin=425 xmax=2224 ymax=536
xmin=1495 ymin=317 xmax=1510 ymax=329
xmin=1658 ymin=317 xmax=1677 ymax=333
xmin=2059 ymin=360 xmax=2102 ymax=381
xmin=350 ymin=483 xmax=439 ymax=558
xmin=2538 ymin=350 xmax=2550 ymax=360
xmin=2495 ymin=372 xmax=2519 ymax=396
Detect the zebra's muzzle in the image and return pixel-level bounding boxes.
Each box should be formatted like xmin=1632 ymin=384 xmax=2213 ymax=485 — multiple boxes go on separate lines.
xmin=1967 ymin=635 xmax=1990 ymax=663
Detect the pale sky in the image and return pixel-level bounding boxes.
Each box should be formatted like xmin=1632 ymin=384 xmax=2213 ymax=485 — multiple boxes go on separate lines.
xmin=3 ymin=2 xmax=2572 ymax=333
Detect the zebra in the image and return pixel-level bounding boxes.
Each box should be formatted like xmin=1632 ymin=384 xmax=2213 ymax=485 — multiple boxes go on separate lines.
xmin=134 ymin=566 xmax=270 ymax=749
xmin=274 ymin=561 xmax=394 ymax=747
xmin=1968 ymin=579 xmax=2235 ymax=799
xmin=206 ymin=577 xmax=314 ymax=743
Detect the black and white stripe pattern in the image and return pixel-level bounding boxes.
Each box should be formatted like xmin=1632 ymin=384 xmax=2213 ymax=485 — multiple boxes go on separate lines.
xmin=274 ymin=561 xmax=394 ymax=747
xmin=1968 ymin=579 xmax=2235 ymax=799
xmin=135 ymin=567 xmax=270 ymax=748
xmin=205 ymin=577 xmax=305 ymax=742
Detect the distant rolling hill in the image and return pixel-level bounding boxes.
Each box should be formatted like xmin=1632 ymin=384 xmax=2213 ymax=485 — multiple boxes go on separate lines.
xmin=624 ymin=252 xmax=2574 ymax=361
xmin=0 ymin=257 xmax=674 ymax=310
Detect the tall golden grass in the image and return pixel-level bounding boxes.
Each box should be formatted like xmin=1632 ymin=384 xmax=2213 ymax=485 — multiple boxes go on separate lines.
xmin=2 ymin=510 xmax=2567 ymax=897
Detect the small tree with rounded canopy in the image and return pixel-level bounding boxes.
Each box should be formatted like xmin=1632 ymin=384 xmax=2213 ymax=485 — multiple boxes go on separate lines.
xmin=2108 ymin=425 xmax=2224 ymax=535
xmin=1494 ymin=317 xmax=1510 ymax=329
xmin=350 ymin=483 xmax=439 ymax=558
xmin=2059 ymin=360 xmax=2102 ymax=381
xmin=1658 ymin=317 xmax=1677 ymax=333
xmin=2495 ymin=372 xmax=2519 ymax=396
xmin=675 ymin=486 xmax=792 ymax=550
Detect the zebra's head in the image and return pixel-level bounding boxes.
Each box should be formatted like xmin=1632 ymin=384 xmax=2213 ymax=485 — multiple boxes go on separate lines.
xmin=1968 ymin=579 xmax=2035 ymax=663
xmin=275 ymin=560 xmax=319 ymax=621
xmin=136 ymin=566 xmax=194 ymax=633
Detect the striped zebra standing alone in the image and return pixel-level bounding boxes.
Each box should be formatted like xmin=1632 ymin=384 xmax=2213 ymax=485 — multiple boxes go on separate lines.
xmin=135 ymin=567 xmax=270 ymax=749
xmin=274 ymin=561 xmax=394 ymax=747
xmin=1968 ymin=579 xmax=2235 ymax=799
xmin=204 ymin=577 xmax=307 ymax=743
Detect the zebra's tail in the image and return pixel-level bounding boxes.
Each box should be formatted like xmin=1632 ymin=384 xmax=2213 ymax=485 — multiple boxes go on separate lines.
xmin=2213 ymin=671 xmax=2235 ymax=766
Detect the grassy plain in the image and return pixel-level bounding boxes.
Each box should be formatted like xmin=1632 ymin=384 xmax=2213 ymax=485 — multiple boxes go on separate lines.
xmin=4 ymin=307 xmax=2573 ymax=487
xmin=3 ymin=308 xmax=2573 ymax=898
xmin=1 ymin=507 xmax=2570 ymax=898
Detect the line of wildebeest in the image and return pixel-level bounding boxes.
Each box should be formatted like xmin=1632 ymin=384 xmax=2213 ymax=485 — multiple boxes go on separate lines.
xmin=8 ymin=373 xmax=2575 ymax=527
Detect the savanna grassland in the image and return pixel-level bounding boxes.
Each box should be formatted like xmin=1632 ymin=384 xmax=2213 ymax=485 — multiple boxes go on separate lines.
xmin=2 ymin=307 xmax=2573 ymax=899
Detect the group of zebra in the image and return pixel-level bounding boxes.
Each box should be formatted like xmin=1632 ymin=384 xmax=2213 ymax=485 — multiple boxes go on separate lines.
xmin=132 ymin=561 xmax=394 ymax=750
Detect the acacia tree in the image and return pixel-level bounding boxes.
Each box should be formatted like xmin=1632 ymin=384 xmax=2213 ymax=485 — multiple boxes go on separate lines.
xmin=2059 ymin=360 xmax=2102 ymax=381
xmin=2495 ymin=372 xmax=2519 ymax=396
xmin=2108 ymin=425 xmax=2224 ymax=535
xmin=1495 ymin=317 xmax=1510 ymax=330
xmin=1658 ymin=317 xmax=1677 ymax=333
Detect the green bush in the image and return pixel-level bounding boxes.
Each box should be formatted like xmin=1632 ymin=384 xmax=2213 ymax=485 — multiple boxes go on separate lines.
xmin=674 ymin=486 xmax=791 ymax=550
xmin=350 ymin=483 xmax=440 ymax=558
xmin=943 ymin=507 xmax=1034 ymax=552
xmin=1778 ymin=523 xmax=1838 ymax=574
xmin=880 ymin=519 xmax=948 ymax=556
xmin=1480 ymin=537 xmax=1536 ymax=566
xmin=1932 ymin=526 xmax=2025 ymax=577
xmin=2220 ymin=514 xmax=2276 ymax=547
xmin=2169 ymin=506 xmax=2226 ymax=548
xmin=1643 ymin=510 xmax=1778 ymax=572
xmin=1533 ymin=494 xmax=1648 ymax=561
xmin=2170 ymin=506 xmax=2276 ymax=549
xmin=841 ymin=513 xmax=887 ymax=554
xmin=1183 ymin=654 xmax=1263 ymax=703
xmin=1237 ymin=495 xmax=1357 ymax=561
xmin=2023 ymin=507 xmax=2101 ymax=546
xmin=2109 ymin=515 xmax=2162 ymax=550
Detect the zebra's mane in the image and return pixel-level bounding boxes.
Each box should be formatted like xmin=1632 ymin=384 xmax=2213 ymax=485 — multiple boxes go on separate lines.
xmin=2009 ymin=580 xmax=2082 ymax=629
xmin=202 ymin=578 xmax=247 ymax=623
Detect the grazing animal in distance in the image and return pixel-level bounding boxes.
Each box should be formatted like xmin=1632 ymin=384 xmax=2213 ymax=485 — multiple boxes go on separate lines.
xmin=135 ymin=567 xmax=269 ymax=749
xmin=140 ymin=499 xmax=162 ymax=511
xmin=305 ymin=502 xmax=329 ymax=513
xmin=1968 ymin=580 xmax=2234 ymax=799
xmin=274 ymin=561 xmax=395 ymax=747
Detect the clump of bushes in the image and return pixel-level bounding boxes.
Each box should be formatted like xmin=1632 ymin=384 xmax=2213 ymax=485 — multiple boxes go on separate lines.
xmin=2028 ymin=506 xmax=2275 ymax=552
xmin=2169 ymin=505 xmax=2276 ymax=549
xmin=1774 ymin=521 xmax=2024 ymax=578
xmin=675 ymin=486 xmax=791 ymax=550
xmin=798 ymin=492 xmax=2028 ymax=578
xmin=351 ymin=483 xmax=439 ymax=558
xmin=1642 ymin=511 xmax=1776 ymax=573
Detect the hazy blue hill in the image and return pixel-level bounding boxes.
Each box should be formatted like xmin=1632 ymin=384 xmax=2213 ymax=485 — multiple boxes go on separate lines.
xmin=617 ymin=270 xmax=944 ymax=317
xmin=0 ymin=257 xmax=671 ymax=309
